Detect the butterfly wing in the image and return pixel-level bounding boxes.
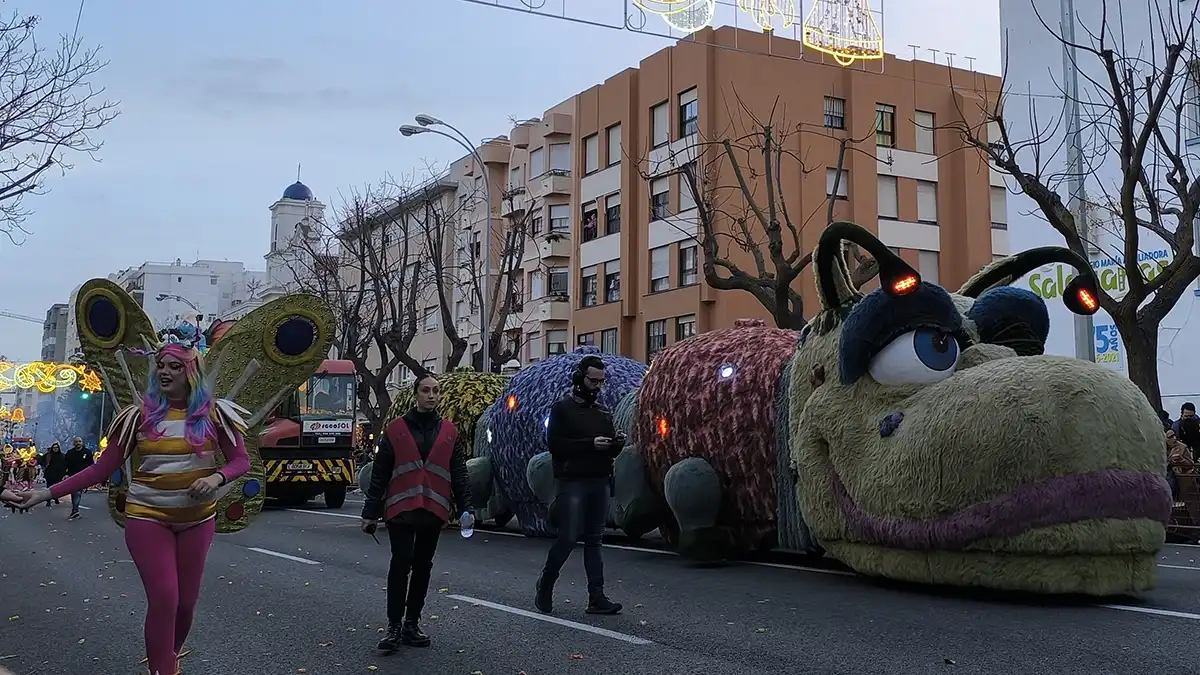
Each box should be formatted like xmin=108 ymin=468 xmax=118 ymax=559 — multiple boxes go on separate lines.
xmin=205 ymin=294 xmax=335 ymax=533
xmin=74 ymin=278 xmax=159 ymax=529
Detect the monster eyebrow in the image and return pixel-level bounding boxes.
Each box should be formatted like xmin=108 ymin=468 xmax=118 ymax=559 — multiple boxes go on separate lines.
xmin=837 ymin=283 xmax=968 ymax=385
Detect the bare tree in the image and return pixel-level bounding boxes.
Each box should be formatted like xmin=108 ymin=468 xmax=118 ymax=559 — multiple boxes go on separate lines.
xmin=646 ymin=94 xmax=880 ymax=329
xmin=0 ymin=11 xmax=119 ymax=243
xmin=947 ymin=0 xmax=1200 ymax=408
xmin=288 ymin=184 xmax=425 ymax=434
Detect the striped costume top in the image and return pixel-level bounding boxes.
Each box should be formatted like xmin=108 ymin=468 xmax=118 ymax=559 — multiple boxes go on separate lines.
xmin=126 ymin=407 xmax=224 ymax=526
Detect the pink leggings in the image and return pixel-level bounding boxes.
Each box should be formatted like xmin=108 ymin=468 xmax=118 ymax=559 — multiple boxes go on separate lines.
xmin=125 ymin=517 xmax=215 ymax=675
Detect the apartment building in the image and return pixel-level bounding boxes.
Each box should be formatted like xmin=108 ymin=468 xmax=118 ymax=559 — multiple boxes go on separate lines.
xmin=562 ymin=26 xmax=1004 ymax=362
xmin=41 ymin=303 xmax=69 ymax=362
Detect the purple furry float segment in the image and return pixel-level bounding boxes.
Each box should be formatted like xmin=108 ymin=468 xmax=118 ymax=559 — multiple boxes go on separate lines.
xmin=486 ymin=346 xmax=646 ymax=536
xmin=636 ymin=319 xmax=799 ymax=550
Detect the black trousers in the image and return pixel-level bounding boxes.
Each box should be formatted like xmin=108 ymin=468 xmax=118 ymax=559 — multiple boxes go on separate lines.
xmin=386 ymin=521 xmax=442 ymax=624
xmin=542 ymin=477 xmax=610 ymax=595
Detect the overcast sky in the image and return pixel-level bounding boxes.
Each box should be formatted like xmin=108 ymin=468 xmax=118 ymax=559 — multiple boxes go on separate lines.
xmin=0 ymin=0 xmax=999 ymax=361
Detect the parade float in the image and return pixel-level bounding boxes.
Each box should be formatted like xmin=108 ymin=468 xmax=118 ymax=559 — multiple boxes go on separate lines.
xmin=610 ymin=222 xmax=1170 ymax=596
xmin=472 ymin=345 xmax=645 ymax=536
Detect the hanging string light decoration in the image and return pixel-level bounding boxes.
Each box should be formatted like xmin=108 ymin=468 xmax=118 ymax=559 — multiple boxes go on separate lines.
xmin=737 ymin=0 xmax=798 ymax=32
xmin=802 ymin=0 xmax=884 ymax=66
xmin=631 ymin=0 xmax=717 ymax=33
xmin=0 ymin=360 xmax=104 ymax=393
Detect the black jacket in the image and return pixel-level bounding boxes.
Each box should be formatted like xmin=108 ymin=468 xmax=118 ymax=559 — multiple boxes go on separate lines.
xmin=361 ymin=407 xmax=473 ymax=527
xmin=42 ymin=450 xmax=68 ymax=484
xmin=547 ymin=395 xmax=625 ymax=479
xmin=65 ymin=446 xmax=93 ymax=476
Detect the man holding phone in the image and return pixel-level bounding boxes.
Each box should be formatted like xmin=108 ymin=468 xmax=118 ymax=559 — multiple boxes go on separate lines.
xmin=534 ymin=355 xmax=625 ymax=616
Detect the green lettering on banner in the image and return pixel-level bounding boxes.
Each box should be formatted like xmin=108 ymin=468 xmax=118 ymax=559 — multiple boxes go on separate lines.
xmin=1026 ymin=253 xmax=1169 ymax=301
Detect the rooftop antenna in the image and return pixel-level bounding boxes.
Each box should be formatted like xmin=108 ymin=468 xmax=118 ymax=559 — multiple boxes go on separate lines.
xmin=907 ymin=44 xmax=920 ymax=61
xmin=945 ymin=52 xmax=956 ymax=68
xmin=927 ymin=48 xmax=940 ymax=63
xmin=296 ymin=163 xmax=302 ymax=182
xmin=966 ymin=56 xmax=977 ymax=71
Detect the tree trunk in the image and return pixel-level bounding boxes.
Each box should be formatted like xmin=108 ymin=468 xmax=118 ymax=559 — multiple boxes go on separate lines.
xmin=1118 ymin=319 xmax=1164 ymax=411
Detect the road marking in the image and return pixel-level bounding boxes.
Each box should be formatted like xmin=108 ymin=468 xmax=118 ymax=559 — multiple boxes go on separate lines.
xmin=1101 ymin=604 xmax=1200 ymax=621
xmin=286 ymin=508 xmax=360 ymax=520
xmin=1158 ymin=563 xmax=1200 ymax=571
xmin=246 ymin=547 xmax=321 ymax=565
xmin=446 ymin=594 xmax=654 ymax=645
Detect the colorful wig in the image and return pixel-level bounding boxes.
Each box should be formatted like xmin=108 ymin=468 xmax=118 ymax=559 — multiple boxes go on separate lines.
xmin=138 ymin=342 xmax=218 ymax=451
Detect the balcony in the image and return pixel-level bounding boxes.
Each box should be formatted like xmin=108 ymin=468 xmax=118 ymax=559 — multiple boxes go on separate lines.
xmin=537 ymin=233 xmax=571 ymax=259
xmin=478 ymin=138 xmax=510 ymax=166
xmin=529 ymin=169 xmax=571 ymax=198
xmin=540 ymin=112 xmax=572 ymax=137
xmin=501 ymin=186 xmax=528 ymax=217
xmin=532 ymin=294 xmax=571 ymax=322
xmin=511 ymin=123 xmax=533 ymax=149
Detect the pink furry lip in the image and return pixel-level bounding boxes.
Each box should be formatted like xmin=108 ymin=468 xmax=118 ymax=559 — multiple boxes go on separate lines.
xmin=830 ymin=468 xmax=1172 ymax=550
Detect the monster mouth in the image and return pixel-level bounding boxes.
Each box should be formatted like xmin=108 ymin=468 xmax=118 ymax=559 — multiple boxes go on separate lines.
xmin=830 ymin=468 xmax=1172 ymax=551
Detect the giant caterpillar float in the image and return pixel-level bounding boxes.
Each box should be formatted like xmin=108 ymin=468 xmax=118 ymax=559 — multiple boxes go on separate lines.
xmin=504 ymin=222 xmax=1168 ymax=596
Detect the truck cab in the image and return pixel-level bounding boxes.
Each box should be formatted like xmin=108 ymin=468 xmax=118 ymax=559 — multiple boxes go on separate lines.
xmin=259 ymin=360 xmax=357 ymax=508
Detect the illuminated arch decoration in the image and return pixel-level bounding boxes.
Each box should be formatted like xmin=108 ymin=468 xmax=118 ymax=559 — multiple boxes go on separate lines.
xmin=11 ymin=407 xmax=25 ymax=423
xmin=631 ymin=0 xmax=717 ymax=33
xmin=0 ymin=360 xmax=104 ymax=394
xmin=737 ymin=0 xmax=798 ymax=32
xmin=802 ymin=0 xmax=884 ymax=67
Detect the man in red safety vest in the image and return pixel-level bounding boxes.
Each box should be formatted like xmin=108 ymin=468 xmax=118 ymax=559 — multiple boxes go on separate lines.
xmin=361 ymin=371 xmax=475 ymax=654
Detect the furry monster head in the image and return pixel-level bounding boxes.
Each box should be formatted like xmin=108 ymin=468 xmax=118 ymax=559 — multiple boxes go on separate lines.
xmin=789 ymin=222 xmax=1170 ymax=595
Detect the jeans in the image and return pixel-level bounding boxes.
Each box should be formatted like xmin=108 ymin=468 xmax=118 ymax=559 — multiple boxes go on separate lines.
xmin=541 ymin=477 xmax=610 ymax=595
xmin=70 ymin=490 xmax=83 ymax=513
xmin=386 ymin=522 xmax=441 ymax=625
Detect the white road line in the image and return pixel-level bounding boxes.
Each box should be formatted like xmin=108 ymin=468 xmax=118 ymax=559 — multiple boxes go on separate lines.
xmin=246 ymin=546 xmax=321 ymax=565
xmin=446 ymin=594 xmax=654 ymax=645
xmin=286 ymin=508 xmax=360 ymax=520
xmin=1157 ymin=563 xmax=1200 ymax=571
xmin=1100 ymin=604 xmax=1200 ymax=621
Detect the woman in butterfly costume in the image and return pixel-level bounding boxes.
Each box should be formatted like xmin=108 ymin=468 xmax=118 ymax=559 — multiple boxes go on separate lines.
xmin=13 ymin=279 xmax=334 ymax=675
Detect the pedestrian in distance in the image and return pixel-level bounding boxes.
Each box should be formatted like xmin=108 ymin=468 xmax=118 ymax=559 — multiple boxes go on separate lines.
xmin=361 ymin=371 xmax=475 ymax=654
xmin=64 ymin=436 xmax=94 ymax=520
xmin=535 ymin=355 xmax=625 ymax=616
xmin=40 ymin=443 xmax=67 ymax=507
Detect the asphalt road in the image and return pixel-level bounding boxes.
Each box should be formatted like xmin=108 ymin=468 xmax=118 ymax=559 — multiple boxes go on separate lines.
xmin=2 ymin=496 xmax=1199 ymax=675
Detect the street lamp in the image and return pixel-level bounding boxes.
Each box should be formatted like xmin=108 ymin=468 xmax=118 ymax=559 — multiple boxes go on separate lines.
xmin=155 ymin=294 xmax=204 ymax=330
xmin=399 ymin=115 xmax=495 ymax=374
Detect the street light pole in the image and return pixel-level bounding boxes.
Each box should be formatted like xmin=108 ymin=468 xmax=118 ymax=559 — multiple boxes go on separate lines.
xmin=400 ymin=119 xmax=495 ymax=374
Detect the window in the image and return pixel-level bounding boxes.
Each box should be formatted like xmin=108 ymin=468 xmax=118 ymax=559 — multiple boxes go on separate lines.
xmin=651 ymin=102 xmax=669 ymax=147
xmin=914 ymin=110 xmax=935 ymax=154
xmin=679 ymin=88 xmax=698 ymax=138
xmin=577 ymin=332 xmax=595 ymax=346
xmin=646 ymin=320 xmax=667 ymax=361
xmin=1185 ymin=60 xmax=1200 ymax=140
xmin=509 ymin=166 xmax=521 ymax=189
xmin=531 ymin=213 xmax=543 ymax=235
xmin=823 ymin=96 xmax=845 ymax=129
xmin=547 ymin=329 xmax=568 ymax=356
xmin=679 ymin=245 xmax=698 ymax=285
xmin=527 ymin=332 xmax=542 ymax=362
xmin=471 ymin=231 xmax=481 ymax=260
xmin=650 ymin=177 xmax=670 ymax=220
xmin=604 ymin=195 xmax=621 ymax=235
xmin=675 ymin=314 xmax=696 ymax=341
xmin=600 ymin=328 xmax=618 ymax=354
xmin=548 ymin=267 xmax=568 ymax=296
xmin=606 ymin=124 xmax=622 ymax=166
xmin=875 ymin=103 xmax=896 ymax=148
xmin=581 ymin=267 xmax=598 ymax=306
xmin=549 ymin=143 xmax=570 ymax=172
xmin=678 ymin=163 xmax=697 ymax=211
xmin=650 ymin=246 xmax=669 ymax=292
xmin=877 ymin=175 xmax=898 ymax=218
xmin=530 ymin=269 xmax=544 ymax=299
xmin=421 ymin=357 xmax=437 ymax=374
xmin=918 ymin=250 xmax=940 ymax=285
xmin=826 ymin=168 xmax=848 ymax=199
xmin=422 ymin=305 xmax=438 ymax=332
xmin=604 ymin=259 xmax=621 ymax=302
xmin=549 ymin=204 xmax=570 ymax=232
xmin=584 ymin=134 xmax=599 ymax=174
xmin=529 ymin=147 xmax=545 ymax=176
xmin=916 ymin=181 xmax=938 ymax=224
xmin=454 ymin=299 xmax=466 ymax=322
xmin=510 ymin=271 xmax=525 ymax=310
xmin=990 ymin=186 xmax=1007 ymax=229
xmin=582 ymin=204 xmax=599 ymax=242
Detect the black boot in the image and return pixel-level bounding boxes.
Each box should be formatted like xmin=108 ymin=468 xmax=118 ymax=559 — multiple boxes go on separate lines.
xmin=376 ymin=623 xmax=402 ymax=653
xmin=401 ymin=620 xmax=430 ymax=648
xmin=586 ymin=591 xmax=622 ymax=615
xmin=534 ymin=574 xmax=554 ymax=614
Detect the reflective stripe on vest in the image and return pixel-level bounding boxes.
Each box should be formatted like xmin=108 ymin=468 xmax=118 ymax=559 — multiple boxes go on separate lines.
xmin=382 ymin=417 xmax=457 ymax=522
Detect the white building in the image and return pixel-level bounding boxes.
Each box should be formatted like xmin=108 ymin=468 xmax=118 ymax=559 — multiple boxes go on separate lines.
xmin=1000 ymin=0 xmax=1200 ymax=410
xmin=109 ymin=258 xmax=262 ymax=334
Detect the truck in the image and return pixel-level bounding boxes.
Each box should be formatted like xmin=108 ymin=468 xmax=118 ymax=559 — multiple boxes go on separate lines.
xmin=259 ymin=359 xmax=358 ymax=508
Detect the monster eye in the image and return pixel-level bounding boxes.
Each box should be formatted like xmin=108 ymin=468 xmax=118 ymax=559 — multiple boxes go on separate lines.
xmin=868 ymin=327 xmax=960 ymax=386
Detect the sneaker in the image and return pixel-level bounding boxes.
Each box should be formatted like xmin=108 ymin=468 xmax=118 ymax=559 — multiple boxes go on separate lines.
xmin=534 ymin=575 xmax=553 ymax=614
xmin=400 ymin=621 xmax=431 ymax=648
xmin=376 ymin=623 xmax=402 ymax=653
xmin=68 ymin=512 xmax=80 ymax=520
xmin=585 ymin=593 xmax=623 ymax=615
